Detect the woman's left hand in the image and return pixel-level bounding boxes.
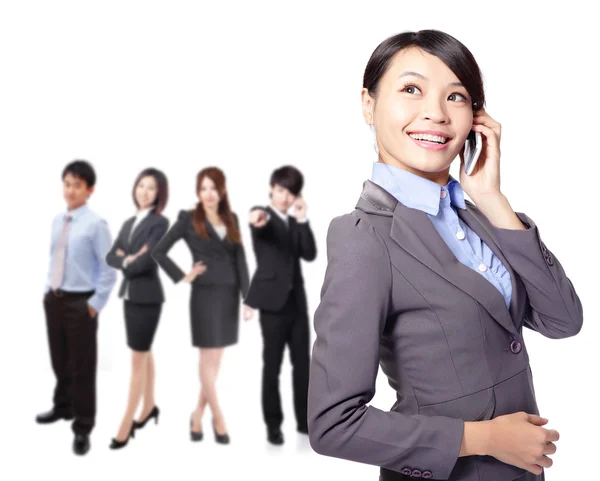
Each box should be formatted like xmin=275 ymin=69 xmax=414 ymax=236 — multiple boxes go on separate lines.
xmin=459 ymin=109 xmax=503 ymax=202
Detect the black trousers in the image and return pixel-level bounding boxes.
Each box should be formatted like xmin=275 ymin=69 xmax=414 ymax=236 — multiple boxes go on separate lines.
xmin=259 ymin=292 xmax=310 ymax=432
xmin=43 ymin=290 xmax=97 ymax=435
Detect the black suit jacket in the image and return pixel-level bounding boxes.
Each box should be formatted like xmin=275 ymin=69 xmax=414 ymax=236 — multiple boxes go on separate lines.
xmin=244 ymin=206 xmax=317 ymax=312
xmin=151 ymin=210 xmax=250 ymax=296
xmin=105 ymin=213 xmax=170 ymax=304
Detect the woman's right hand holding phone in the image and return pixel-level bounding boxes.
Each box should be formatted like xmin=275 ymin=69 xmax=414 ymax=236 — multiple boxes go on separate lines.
xmin=462 ymin=411 xmax=559 ymax=475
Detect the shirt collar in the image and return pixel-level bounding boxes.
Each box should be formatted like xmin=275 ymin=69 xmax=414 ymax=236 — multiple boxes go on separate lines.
xmin=370 ymin=162 xmax=465 ymax=216
xmin=269 ymin=205 xmax=289 ymax=223
xmin=135 ymin=207 xmax=153 ymax=220
xmin=66 ymin=203 xmax=89 ymax=220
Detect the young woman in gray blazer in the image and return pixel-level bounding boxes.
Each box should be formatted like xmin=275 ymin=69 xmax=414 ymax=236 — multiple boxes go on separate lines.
xmin=105 ymin=168 xmax=170 ymax=448
xmin=307 ymin=30 xmax=583 ymax=481
xmin=152 ymin=167 xmax=254 ymax=444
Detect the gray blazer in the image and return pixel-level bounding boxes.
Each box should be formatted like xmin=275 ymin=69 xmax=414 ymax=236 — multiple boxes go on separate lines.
xmin=308 ymin=180 xmax=583 ymax=481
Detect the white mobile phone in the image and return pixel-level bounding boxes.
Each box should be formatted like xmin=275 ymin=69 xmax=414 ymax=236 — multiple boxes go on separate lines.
xmin=464 ymin=131 xmax=483 ymax=175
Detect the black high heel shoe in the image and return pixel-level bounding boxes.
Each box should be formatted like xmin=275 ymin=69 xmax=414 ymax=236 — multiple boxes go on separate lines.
xmin=190 ymin=414 xmax=203 ymax=442
xmin=213 ymin=419 xmax=230 ymax=444
xmin=109 ymin=423 xmax=135 ymax=450
xmin=133 ymin=406 xmax=159 ymax=429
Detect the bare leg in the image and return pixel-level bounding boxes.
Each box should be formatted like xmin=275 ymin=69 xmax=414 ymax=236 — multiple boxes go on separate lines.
xmin=115 ymin=351 xmax=148 ymax=441
xmin=136 ymin=351 xmax=156 ymax=421
xmin=193 ymin=347 xmax=227 ymax=435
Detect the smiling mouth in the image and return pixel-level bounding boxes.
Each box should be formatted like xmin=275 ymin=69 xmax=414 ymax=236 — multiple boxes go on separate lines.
xmin=408 ymin=133 xmax=450 ymax=145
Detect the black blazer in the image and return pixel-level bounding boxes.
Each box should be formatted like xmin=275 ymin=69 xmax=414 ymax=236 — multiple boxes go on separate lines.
xmin=106 ymin=213 xmax=170 ymax=304
xmin=151 ymin=210 xmax=250 ymax=296
xmin=244 ymin=206 xmax=317 ymax=312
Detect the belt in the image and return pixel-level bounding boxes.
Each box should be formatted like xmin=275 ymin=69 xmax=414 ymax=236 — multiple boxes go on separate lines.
xmin=49 ymin=289 xmax=95 ymax=298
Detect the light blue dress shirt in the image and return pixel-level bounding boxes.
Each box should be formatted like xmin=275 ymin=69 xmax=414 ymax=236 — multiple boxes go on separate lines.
xmin=370 ymin=162 xmax=512 ymax=309
xmin=45 ymin=203 xmax=117 ymax=312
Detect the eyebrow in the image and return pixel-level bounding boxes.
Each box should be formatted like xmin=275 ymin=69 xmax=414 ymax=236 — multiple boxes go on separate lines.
xmin=398 ymin=71 xmax=464 ymax=88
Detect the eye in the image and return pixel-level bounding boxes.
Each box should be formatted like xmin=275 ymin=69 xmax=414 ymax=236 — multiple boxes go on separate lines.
xmin=448 ymin=92 xmax=468 ymax=102
xmin=401 ymin=84 xmax=422 ymax=95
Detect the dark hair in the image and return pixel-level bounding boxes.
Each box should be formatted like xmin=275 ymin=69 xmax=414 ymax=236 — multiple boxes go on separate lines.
xmin=62 ymin=160 xmax=96 ymax=187
xmin=193 ymin=167 xmax=241 ymax=243
xmin=363 ymin=29 xmax=485 ymax=111
xmin=269 ymin=165 xmax=304 ymax=196
xmin=132 ymin=168 xmax=169 ymax=215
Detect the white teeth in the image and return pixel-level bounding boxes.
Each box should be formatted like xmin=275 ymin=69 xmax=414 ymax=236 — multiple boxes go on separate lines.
xmin=409 ymin=133 xmax=449 ymax=144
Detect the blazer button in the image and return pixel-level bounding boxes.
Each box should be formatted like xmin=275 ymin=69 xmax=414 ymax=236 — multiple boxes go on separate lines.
xmin=411 ymin=469 xmax=422 ymax=477
xmin=401 ymin=468 xmax=412 ymax=476
xmin=422 ymin=472 xmax=433 ymax=479
xmin=546 ymin=255 xmax=554 ymax=266
xmin=510 ymin=339 xmax=522 ymax=354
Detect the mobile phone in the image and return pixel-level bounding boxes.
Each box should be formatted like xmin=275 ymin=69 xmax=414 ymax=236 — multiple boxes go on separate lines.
xmin=463 ymin=131 xmax=483 ymax=175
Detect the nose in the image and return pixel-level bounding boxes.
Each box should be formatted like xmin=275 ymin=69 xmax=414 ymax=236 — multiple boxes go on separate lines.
xmin=421 ymin=95 xmax=449 ymax=124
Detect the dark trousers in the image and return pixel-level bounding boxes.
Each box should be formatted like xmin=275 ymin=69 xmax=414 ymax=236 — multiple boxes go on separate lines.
xmin=259 ymin=292 xmax=310 ymax=432
xmin=43 ymin=290 xmax=97 ymax=435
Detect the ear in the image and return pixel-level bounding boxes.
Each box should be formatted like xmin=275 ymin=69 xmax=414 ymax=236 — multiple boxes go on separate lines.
xmin=87 ymin=186 xmax=95 ymax=197
xmin=361 ymin=88 xmax=375 ymax=125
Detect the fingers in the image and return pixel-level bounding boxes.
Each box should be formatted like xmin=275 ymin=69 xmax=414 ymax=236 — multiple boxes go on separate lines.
xmin=545 ymin=429 xmax=560 ymax=442
xmin=524 ymin=464 xmax=544 ymax=476
xmin=526 ymin=414 xmax=549 ymax=426
xmin=471 ymin=123 xmax=500 ymax=152
xmin=535 ymin=455 xmax=553 ymax=468
xmin=543 ymin=442 xmax=557 ymax=455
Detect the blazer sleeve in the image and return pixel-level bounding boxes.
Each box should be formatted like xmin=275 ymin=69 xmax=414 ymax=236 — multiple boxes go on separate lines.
xmin=308 ymin=213 xmax=464 ymax=479
xmin=151 ymin=210 xmax=189 ymax=284
xmin=295 ymin=220 xmax=317 ymax=261
xmin=123 ymin=217 xmax=170 ymax=278
xmin=105 ymin=221 xmax=128 ymax=270
xmin=491 ymin=212 xmax=583 ymax=339
xmin=233 ymin=213 xmax=250 ymax=297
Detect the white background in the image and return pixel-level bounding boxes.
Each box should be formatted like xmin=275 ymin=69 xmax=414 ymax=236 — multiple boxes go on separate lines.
xmin=0 ymin=1 xmax=597 ymax=480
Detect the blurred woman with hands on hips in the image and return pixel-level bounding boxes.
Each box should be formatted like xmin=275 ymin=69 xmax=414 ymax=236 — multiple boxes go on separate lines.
xmin=152 ymin=167 xmax=254 ymax=444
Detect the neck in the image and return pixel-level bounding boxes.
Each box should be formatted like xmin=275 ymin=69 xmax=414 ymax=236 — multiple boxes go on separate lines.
xmin=67 ymin=201 xmax=86 ymax=212
xmin=204 ymin=205 xmax=219 ymax=217
xmin=377 ymin=154 xmax=450 ymax=186
xmin=270 ymin=203 xmax=287 ymax=215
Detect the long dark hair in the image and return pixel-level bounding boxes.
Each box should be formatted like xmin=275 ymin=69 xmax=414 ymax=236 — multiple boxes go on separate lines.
xmin=193 ymin=167 xmax=241 ymax=243
xmin=363 ymin=30 xmax=485 ymax=153
xmin=132 ymin=168 xmax=169 ymax=215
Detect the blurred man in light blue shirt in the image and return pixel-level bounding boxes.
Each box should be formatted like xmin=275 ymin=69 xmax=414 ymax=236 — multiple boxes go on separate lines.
xmin=37 ymin=160 xmax=116 ymax=456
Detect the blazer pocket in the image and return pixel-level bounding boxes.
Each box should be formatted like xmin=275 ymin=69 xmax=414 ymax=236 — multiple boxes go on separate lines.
xmin=418 ymin=387 xmax=496 ymax=422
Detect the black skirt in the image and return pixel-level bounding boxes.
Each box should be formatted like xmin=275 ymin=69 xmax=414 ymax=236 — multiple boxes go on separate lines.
xmin=124 ymin=301 xmax=162 ymax=352
xmin=190 ymin=285 xmax=240 ymax=348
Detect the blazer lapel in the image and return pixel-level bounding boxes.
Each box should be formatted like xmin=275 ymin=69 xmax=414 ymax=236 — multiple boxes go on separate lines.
xmin=457 ymin=203 xmax=524 ymax=328
xmin=266 ymin=206 xmax=292 ymax=246
xmin=359 ymin=180 xmax=519 ymax=337
xmin=123 ymin=217 xmax=136 ymax=247
xmin=129 ymin=214 xmax=153 ymax=245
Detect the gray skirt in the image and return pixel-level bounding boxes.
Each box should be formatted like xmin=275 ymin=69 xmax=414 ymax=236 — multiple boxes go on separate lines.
xmin=190 ymin=285 xmax=240 ymax=348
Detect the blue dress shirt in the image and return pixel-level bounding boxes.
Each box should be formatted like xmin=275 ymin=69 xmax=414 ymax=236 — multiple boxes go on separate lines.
xmin=370 ymin=162 xmax=512 ymax=309
xmin=45 ymin=203 xmax=117 ymax=312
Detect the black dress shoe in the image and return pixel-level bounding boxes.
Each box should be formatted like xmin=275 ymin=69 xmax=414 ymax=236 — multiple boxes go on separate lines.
xmin=109 ymin=423 xmax=135 ymax=450
xmin=73 ymin=434 xmax=91 ymax=455
xmin=267 ymin=428 xmax=284 ymax=445
xmin=133 ymin=406 xmax=159 ymax=430
xmin=36 ymin=409 xmax=73 ymax=424
xmin=190 ymin=415 xmax=203 ymax=442
xmin=212 ymin=419 xmax=230 ymax=445
xmin=297 ymin=425 xmax=309 ymax=435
